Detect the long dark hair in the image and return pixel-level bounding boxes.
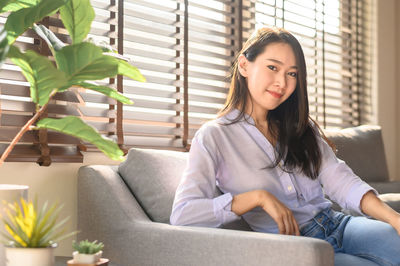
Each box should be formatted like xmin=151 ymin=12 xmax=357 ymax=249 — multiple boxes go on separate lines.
xmin=219 ymin=27 xmax=332 ymax=180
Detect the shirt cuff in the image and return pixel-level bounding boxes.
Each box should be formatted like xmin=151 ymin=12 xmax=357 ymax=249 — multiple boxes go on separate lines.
xmin=346 ymin=183 xmax=379 ymax=217
xmin=213 ymin=193 xmax=240 ymax=224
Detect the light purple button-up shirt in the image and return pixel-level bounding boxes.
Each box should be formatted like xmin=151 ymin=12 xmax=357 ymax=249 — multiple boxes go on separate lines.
xmin=170 ymin=109 xmax=377 ymax=233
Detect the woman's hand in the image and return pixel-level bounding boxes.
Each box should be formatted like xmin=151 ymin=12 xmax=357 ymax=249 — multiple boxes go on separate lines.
xmin=258 ymin=190 xmax=300 ymax=236
xmin=231 ymin=189 xmax=300 ymax=236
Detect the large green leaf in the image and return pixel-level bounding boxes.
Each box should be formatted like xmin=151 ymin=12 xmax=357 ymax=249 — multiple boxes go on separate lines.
xmin=0 ymin=0 xmax=39 ymax=13
xmin=0 ymin=28 xmax=9 ymax=67
xmin=36 ymin=117 xmax=125 ymax=161
xmin=117 ymin=59 xmax=146 ymax=82
xmin=87 ymin=37 xmax=115 ymax=53
xmin=78 ymin=82 xmax=133 ymax=105
xmin=8 ymin=46 xmax=67 ymax=106
xmin=33 ymin=24 xmax=65 ymax=53
xmin=5 ymin=0 xmax=67 ymax=44
xmin=59 ymin=0 xmax=94 ymax=44
xmin=55 ymin=42 xmax=118 ymax=84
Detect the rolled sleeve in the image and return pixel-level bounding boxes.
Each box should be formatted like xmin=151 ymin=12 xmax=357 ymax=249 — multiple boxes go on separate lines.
xmin=346 ymin=184 xmax=378 ymax=216
xmin=171 ymin=127 xmax=240 ymax=228
xmin=317 ymin=135 xmax=379 ymax=217
xmin=213 ymin=193 xmax=240 ymax=224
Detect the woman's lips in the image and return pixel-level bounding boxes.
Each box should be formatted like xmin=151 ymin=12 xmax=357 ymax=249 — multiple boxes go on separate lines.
xmin=267 ymin=90 xmax=283 ymax=98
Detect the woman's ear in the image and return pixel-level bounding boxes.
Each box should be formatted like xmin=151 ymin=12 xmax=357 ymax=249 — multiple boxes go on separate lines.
xmin=237 ymin=54 xmax=249 ymax=77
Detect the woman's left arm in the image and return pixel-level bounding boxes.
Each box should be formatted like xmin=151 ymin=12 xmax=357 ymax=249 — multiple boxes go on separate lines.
xmin=361 ymin=190 xmax=400 ymax=235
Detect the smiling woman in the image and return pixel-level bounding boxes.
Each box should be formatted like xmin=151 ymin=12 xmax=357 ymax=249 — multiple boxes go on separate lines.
xmin=238 ymin=42 xmax=298 ymax=117
xmin=170 ymin=27 xmax=400 ymax=266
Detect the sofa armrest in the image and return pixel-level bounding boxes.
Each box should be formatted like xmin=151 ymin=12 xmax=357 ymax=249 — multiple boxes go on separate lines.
xmin=78 ymin=165 xmax=334 ymax=266
xmin=78 ymin=165 xmax=150 ymax=223
xmin=129 ymin=221 xmax=334 ymax=266
xmin=369 ymin=181 xmax=400 ymax=194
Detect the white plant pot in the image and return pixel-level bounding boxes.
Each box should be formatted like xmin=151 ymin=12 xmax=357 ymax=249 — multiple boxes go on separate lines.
xmin=5 ymin=243 xmax=57 ymax=266
xmin=0 ymin=184 xmax=29 ymax=266
xmin=73 ymin=250 xmax=103 ymax=263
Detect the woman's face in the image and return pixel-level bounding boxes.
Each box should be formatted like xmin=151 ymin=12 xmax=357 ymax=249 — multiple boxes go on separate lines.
xmin=239 ymin=42 xmax=298 ymax=118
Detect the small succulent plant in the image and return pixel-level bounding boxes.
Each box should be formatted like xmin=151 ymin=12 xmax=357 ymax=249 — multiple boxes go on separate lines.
xmin=73 ymin=239 xmax=104 ymax=254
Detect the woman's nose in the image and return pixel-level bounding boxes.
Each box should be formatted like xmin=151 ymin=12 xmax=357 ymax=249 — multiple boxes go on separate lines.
xmin=275 ymin=73 xmax=286 ymax=88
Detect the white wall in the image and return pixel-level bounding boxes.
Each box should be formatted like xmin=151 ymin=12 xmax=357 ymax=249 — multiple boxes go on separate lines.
xmin=0 ymin=153 xmax=119 ymax=256
xmin=376 ymin=0 xmax=399 ymax=181
xmin=396 ymin=0 xmax=400 ymax=181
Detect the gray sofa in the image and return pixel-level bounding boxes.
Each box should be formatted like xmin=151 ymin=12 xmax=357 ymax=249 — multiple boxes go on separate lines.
xmin=77 ymin=125 xmax=400 ymax=266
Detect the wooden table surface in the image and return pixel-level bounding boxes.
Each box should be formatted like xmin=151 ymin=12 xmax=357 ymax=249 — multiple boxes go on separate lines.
xmin=55 ymin=256 xmax=119 ymax=266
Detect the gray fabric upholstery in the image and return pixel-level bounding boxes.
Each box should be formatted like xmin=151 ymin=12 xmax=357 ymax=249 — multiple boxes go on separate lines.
xmin=118 ymin=148 xmax=253 ymax=231
xmin=118 ymin=149 xmax=187 ymax=223
xmin=77 ymin=124 xmax=400 ymax=266
xmin=78 ymin=165 xmax=334 ymax=266
xmin=369 ymin=181 xmax=400 ymax=194
xmin=324 ymin=125 xmax=390 ymax=183
xmin=378 ymin=194 xmax=400 ymax=212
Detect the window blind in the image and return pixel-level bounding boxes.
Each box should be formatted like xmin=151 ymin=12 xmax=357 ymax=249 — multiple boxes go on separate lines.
xmin=0 ymin=0 xmax=373 ymax=163
xmin=0 ymin=14 xmax=83 ymax=164
xmin=252 ymin=0 xmax=372 ymax=128
xmin=118 ymin=0 xmax=241 ymax=149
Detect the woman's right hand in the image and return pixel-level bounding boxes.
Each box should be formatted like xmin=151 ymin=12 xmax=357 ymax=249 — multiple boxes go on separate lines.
xmin=257 ymin=190 xmax=300 ymax=236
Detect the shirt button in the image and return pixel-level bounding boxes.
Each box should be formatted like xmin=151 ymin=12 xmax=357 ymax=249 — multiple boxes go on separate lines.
xmin=287 ymin=186 xmax=293 ymax=191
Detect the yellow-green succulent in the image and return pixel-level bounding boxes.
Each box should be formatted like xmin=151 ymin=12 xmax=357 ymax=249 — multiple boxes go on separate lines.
xmin=1 ymin=198 xmax=76 ymax=248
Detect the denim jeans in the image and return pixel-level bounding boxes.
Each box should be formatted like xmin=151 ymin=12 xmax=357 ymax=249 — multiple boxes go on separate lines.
xmin=299 ymin=208 xmax=400 ymax=266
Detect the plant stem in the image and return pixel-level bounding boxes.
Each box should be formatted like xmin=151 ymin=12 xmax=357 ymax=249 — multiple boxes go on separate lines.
xmin=0 ymin=91 xmax=56 ymax=166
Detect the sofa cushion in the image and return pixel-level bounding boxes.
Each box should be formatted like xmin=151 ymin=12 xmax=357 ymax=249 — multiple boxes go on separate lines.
xmin=324 ymin=125 xmax=389 ymax=183
xmin=118 ymin=148 xmax=188 ymax=223
xmin=378 ymin=193 xmax=400 ymax=213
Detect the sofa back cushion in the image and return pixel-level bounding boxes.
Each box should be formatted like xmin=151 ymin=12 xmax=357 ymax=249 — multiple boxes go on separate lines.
xmin=324 ymin=125 xmax=389 ymax=182
xmin=118 ymin=148 xmax=253 ymax=231
xmin=118 ymin=148 xmax=189 ymax=223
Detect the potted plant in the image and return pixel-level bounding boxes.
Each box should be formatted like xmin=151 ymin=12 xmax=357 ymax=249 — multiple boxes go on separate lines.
xmin=0 ymin=0 xmax=145 ymax=165
xmin=1 ymin=197 xmax=76 ymax=266
xmin=71 ymin=239 xmax=105 ymax=264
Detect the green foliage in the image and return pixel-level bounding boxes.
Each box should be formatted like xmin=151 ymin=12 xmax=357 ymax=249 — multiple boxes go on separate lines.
xmin=0 ymin=0 xmax=39 ymax=13
xmin=118 ymin=59 xmax=146 ymax=82
xmin=0 ymin=29 xmax=9 ymax=67
xmin=8 ymin=46 xmax=67 ymax=106
xmin=0 ymin=0 xmax=146 ymax=162
xmin=77 ymin=82 xmax=133 ymax=105
xmin=33 ymin=24 xmax=65 ymax=52
xmin=36 ymin=117 xmax=125 ymax=161
xmin=60 ymin=0 xmax=94 ymax=44
xmin=4 ymin=0 xmax=66 ymax=44
xmin=72 ymin=239 xmax=104 ymax=254
xmin=1 ymin=197 xmax=76 ymax=248
xmin=55 ymin=42 xmax=119 ymax=85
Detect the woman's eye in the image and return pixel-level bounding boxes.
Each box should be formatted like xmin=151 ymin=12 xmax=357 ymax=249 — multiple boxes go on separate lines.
xmin=288 ymin=72 xmax=297 ymax=78
xmin=267 ymin=65 xmax=277 ymax=71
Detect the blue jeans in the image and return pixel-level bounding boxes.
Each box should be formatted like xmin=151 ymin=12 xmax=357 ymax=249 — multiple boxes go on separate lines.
xmin=299 ymin=208 xmax=400 ymax=266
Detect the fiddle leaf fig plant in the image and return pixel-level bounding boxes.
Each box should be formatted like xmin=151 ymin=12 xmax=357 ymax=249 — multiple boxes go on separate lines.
xmin=0 ymin=0 xmax=145 ymax=165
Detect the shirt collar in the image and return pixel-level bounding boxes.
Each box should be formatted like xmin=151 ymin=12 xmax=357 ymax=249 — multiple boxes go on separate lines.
xmin=221 ymin=108 xmax=256 ymax=125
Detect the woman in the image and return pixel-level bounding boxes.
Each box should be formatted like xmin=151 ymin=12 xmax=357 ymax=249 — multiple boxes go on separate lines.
xmin=170 ymin=27 xmax=400 ymax=265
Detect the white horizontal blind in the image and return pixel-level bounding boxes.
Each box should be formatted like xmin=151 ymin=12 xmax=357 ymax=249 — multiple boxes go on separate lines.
xmin=185 ymin=0 xmax=240 ymax=145
xmin=120 ymin=0 xmax=241 ymax=149
xmin=0 ymin=0 xmax=373 ymax=163
xmin=75 ymin=0 xmax=122 ymax=151
xmin=253 ymin=0 xmax=372 ymax=128
xmin=0 ymin=14 xmax=83 ymax=163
